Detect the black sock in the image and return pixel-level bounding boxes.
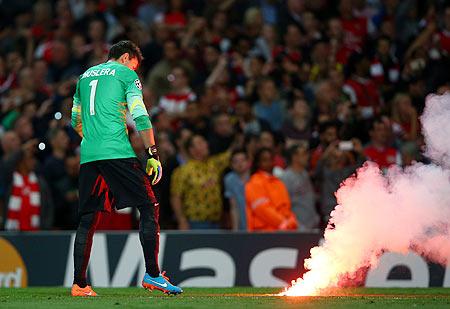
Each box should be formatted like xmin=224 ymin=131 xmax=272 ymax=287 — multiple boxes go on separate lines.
xmin=138 ymin=202 xmax=160 ymax=277
xmin=73 ymin=212 xmax=100 ymax=287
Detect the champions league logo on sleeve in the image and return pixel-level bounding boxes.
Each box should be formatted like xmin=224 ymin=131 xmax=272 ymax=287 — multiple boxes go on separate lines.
xmin=134 ymin=79 xmax=142 ymax=90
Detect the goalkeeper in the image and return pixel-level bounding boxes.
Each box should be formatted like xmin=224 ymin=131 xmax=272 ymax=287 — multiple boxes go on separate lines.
xmin=70 ymin=40 xmax=182 ymax=296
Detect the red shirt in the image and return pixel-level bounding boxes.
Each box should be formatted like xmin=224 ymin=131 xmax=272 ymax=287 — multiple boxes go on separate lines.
xmin=164 ymin=12 xmax=187 ymax=27
xmin=344 ymin=77 xmax=381 ymax=117
xmin=341 ymin=17 xmax=368 ymax=51
xmin=6 ymin=172 xmax=41 ymax=231
xmin=159 ymin=91 xmax=196 ymax=115
xmin=335 ymin=45 xmax=354 ymax=65
xmin=364 ymin=145 xmax=399 ymax=170
xmin=438 ymin=30 xmax=450 ymax=55
xmin=370 ymin=56 xmax=400 ymax=85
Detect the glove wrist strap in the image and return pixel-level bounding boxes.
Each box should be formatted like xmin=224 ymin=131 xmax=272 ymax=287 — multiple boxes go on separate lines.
xmin=147 ymin=145 xmax=158 ymax=159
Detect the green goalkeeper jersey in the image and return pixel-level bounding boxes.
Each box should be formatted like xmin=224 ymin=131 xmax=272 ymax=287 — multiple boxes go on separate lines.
xmin=72 ymin=61 xmax=148 ymax=164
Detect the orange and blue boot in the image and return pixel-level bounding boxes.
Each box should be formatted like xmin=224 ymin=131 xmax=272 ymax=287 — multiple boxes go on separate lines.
xmin=71 ymin=284 xmax=98 ymax=297
xmin=142 ymin=271 xmax=183 ymax=295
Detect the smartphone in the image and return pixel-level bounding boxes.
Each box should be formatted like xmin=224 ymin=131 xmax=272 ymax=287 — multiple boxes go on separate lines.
xmin=338 ymin=141 xmax=353 ymax=151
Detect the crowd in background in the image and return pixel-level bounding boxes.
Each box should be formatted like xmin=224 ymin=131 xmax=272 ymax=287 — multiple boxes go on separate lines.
xmin=0 ymin=0 xmax=449 ymax=232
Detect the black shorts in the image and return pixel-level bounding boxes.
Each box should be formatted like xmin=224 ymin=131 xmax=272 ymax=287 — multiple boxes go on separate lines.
xmin=78 ymin=158 xmax=157 ymax=215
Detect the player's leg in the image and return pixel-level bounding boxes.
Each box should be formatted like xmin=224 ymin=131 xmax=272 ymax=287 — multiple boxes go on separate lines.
xmin=72 ymin=211 xmax=101 ymax=296
xmin=137 ymin=201 xmax=160 ymax=277
xmin=97 ymin=158 xmax=182 ymax=294
xmin=138 ymin=201 xmax=182 ymax=294
xmin=71 ymin=162 xmax=109 ymax=296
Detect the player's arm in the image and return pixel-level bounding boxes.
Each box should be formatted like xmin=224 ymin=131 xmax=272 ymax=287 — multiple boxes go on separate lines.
xmin=71 ymin=80 xmax=83 ymax=137
xmin=138 ymin=125 xmax=162 ymax=185
xmin=126 ymin=78 xmax=162 ymax=185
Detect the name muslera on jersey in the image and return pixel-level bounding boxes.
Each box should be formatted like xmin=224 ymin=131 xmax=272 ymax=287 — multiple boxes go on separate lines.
xmin=81 ymin=68 xmax=116 ymax=79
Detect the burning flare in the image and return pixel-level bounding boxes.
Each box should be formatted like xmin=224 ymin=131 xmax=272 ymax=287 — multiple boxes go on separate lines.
xmin=281 ymin=94 xmax=450 ymax=296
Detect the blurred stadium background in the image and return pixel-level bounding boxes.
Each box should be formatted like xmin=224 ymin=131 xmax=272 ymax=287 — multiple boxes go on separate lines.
xmin=0 ymin=0 xmax=450 ymax=289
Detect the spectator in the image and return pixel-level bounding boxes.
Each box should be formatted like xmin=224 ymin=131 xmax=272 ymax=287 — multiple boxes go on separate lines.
xmin=208 ymin=113 xmax=235 ymax=155
xmin=1 ymin=139 xmax=53 ymax=231
xmin=391 ymin=93 xmax=419 ymax=142
xmin=254 ymin=78 xmax=285 ymax=131
xmin=282 ymin=98 xmax=312 ymax=146
xmin=370 ymin=36 xmax=400 ymax=101
xmin=54 ymin=155 xmax=80 ymax=229
xmin=171 ymin=134 xmax=230 ymax=230
xmin=400 ymin=141 xmax=420 ymax=167
xmin=245 ymin=148 xmax=297 ymax=231
xmin=181 ymin=100 xmax=209 ymax=137
xmin=314 ymin=80 xmax=340 ymax=124
xmin=235 ymin=99 xmax=271 ymax=136
xmin=279 ymin=0 xmax=305 ymax=33
xmin=0 ymin=131 xmax=21 ymax=160
xmin=45 ymin=40 xmax=81 ymax=83
xmin=364 ymin=117 xmax=401 ymax=171
xmin=159 ymin=66 xmax=196 ymax=119
xmin=281 ymin=144 xmax=319 ymax=231
xmin=328 ymin=17 xmax=353 ymax=66
xmin=140 ymin=22 xmax=170 ymax=75
xmin=343 ymin=52 xmax=382 ymax=119
xmin=146 ymin=40 xmax=192 ymax=99
xmin=152 ymin=130 xmax=177 ymax=228
xmin=339 ymin=0 xmax=371 ymax=51
xmin=156 ymin=0 xmax=187 ymax=30
xmin=258 ymin=130 xmax=286 ymax=173
xmin=224 ymin=149 xmax=250 ymax=230
xmin=43 ymin=128 xmax=70 ymax=229
xmin=310 ymin=121 xmax=339 ymax=171
xmin=0 ymin=132 xmax=22 ymax=213
xmin=13 ymin=116 xmax=34 ymax=142
xmin=314 ymin=138 xmax=365 ymax=222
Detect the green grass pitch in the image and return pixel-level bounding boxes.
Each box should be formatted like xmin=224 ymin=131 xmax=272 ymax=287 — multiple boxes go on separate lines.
xmin=1 ymin=287 xmax=450 ymax=308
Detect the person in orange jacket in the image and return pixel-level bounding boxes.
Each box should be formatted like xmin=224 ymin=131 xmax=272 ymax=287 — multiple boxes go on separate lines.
xmin=245 ymin=147 xmax=298 ymax=231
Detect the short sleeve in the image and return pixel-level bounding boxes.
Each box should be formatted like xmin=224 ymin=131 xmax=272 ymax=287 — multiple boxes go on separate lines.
xmin=223 ymin=173 xmax=234 ymax=199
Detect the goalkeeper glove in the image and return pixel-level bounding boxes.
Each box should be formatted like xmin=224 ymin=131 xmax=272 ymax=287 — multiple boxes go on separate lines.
xmin=145 ymin=145 xmax=162 ymax=185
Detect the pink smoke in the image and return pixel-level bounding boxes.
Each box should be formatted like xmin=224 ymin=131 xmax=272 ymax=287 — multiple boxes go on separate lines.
xmin=282 ymin=93 xmax=450 ymax=295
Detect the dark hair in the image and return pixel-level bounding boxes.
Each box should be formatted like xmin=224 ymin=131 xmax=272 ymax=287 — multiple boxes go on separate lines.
xmin=287 ymin=144 xmax=301 ymax=163
xmin=345 ymin=51 xmax=368 ymax=78
xmin=165 ymin=39 xmax=181 ymax=50
xmin=368 ymin=116 xmax=386 ymax=132
xmin=231 ymin=148 xmax=247 ymax=161
xmin=257 ymin=77 xmax=275 ymax=89
xmin=286 ymin=144 xmax=308 ymax=165
xmin=108 ymin=40 xmax=143 ymax=64
xmin=377 ymin=35 xmax=391 ymax=45
xmin=184 ymin=134 xmax=205 ymax=154
xmin=251 ymin=147 xmax=273 ymax=174
xmin=318 ymin=120 xmax=340 ymax=135
xmin=173 ymin=128 xmax=192 ymax=143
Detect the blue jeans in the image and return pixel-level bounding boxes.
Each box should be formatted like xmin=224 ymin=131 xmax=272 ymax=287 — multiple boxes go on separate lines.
xmin=188 ymin=221 xmax=220 ymax=230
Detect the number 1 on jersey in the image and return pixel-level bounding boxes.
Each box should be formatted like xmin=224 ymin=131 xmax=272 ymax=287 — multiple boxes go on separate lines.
xmin=89 ymin=79 xmax=99 ymax=115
